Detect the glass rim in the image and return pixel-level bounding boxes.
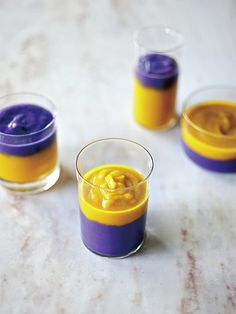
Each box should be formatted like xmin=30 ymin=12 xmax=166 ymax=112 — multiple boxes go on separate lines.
xmin=134 ymin=24 xmax=184 ymax=54
xmin=0 ymin=91 xmax=57 ymax=139
xmin=76 ymin=138 xmax=154 ymax=191
xmin=182 ymin=85 xmax=236 ymax=141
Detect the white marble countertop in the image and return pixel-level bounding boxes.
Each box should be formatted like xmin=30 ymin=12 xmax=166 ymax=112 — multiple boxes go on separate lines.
xmin=0 ymin=0 xmax=236 ymax=313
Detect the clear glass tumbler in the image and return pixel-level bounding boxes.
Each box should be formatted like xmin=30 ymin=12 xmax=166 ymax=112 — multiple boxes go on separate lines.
xmin=76 ymin=138 xmax=154 ymax=258
xmin=133 ymin=25 xmax=184 ymax=130
xmin=181 ymin=86 xmax=236 ymax=172
xmin=0 ymin=92 xmax=60 ymax=192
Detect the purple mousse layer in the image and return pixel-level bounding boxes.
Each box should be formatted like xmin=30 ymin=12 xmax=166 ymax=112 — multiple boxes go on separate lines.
xmin=80 ymin=210 xmax=147 ymax=257
xmin=135 ymin=53 xmax=178 ymax=89
xmin=0 ymin=104 xmax=56 ymax=156
xmin=182 ymin=140 xmax=236 ymax=173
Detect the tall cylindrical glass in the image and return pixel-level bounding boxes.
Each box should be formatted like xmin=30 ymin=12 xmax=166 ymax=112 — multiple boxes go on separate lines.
xmin=0 ymin=92 xmax=60 ymax=192
xmin=133 ymin=25 xmax=184 ymax=130
xmin=76 ymin=138 xmax=154 ymax=258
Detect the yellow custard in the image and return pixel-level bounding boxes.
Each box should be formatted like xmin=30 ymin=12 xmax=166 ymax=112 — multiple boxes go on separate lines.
xmin=181 ymin=100 xmax=236 ymax=160
xmin=0 ymin=141 xmax=58 ymax=183
xmin=133 ymin=78 xmax=177 ymax=129
xmin=186 ymin=101 xmax=236 ymax=136
xmin=79 ymin=164 xmax=148 ymax=226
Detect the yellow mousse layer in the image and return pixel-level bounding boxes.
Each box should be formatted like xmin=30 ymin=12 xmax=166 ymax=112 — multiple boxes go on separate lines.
xmin=79 ymin=164 xmax=148 ymax=226
xmin=0 ymin=141 xmax=58 ymax=183
xmin=133 ymin=78 xmax=177 ymax=129
xmin=181 ymin=100 xmax=236 ymax=160
xmin=187 ymin=101 xmax=236 ymax=135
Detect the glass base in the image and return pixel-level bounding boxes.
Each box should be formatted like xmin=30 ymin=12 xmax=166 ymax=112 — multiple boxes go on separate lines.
xmin=0 ymin=165 xmax=60 ymax=194
xmin=135 ymin=115 xmax=178 ymax=131
xmin=82 ymin=235 xmax=145 ymax=259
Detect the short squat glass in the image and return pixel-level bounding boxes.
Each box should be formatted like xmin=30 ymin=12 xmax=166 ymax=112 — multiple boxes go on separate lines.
xmin=0 ymin=92 xmax=60 ymax=192
xmin=181 ymin=86 xmax=236 ymax=172
xmin=76 ymin=138 xmax=154 ymax=258
xmin=133 ymin=25 xmax=184 ymax=130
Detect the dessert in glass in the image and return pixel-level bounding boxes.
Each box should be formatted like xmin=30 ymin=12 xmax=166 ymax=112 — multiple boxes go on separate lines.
xmin=181 ymin=86 xmax=236 ymax=172
xmin=133 ymin=25 xmax=183 ymax=129
xmin=0 ymin=92 xmax=60 ymax=192
xmin=76 ymin=138 xmax=154 ymax=257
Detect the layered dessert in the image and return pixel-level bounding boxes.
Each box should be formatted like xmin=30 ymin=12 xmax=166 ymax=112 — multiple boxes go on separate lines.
xmin=79 ymin=164 xmax=148 ymax=257
xmin=181 ymin=100 xmax=236 ymax=172
xmin=133 ymin=53 xmax=179 ymax=129
xmin=0 ymin=104 xmax=58 ymax=183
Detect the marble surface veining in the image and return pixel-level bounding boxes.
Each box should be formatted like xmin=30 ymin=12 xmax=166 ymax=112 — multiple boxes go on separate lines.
xmin=0 ymin=0 xmax=236 ymax=313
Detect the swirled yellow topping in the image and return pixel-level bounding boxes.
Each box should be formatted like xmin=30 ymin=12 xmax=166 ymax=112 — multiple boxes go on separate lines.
xmin=187 ymin=101 xmax=236 ymax=136
xmin=81 ymin=165 xmax=147 ymax=211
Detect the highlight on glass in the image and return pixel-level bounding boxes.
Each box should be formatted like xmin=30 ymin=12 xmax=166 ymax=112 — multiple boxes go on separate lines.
xmin=76 ymin=138 xmax=154 ymax=258
xmin=0 ymin=92 xmax=60 ymax=192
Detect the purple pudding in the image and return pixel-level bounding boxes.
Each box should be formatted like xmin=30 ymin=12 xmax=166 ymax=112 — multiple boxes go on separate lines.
xmin=80 ymin=211 xmax=147 ymax=257
xmin=182 ymin=140 xmax=236 ymax=173
xmin=135 ymin=53 xmax=179 ymax=89
xmin=0 ymin=104 xmax=56 ymax=156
